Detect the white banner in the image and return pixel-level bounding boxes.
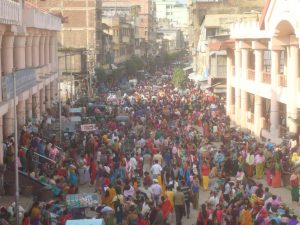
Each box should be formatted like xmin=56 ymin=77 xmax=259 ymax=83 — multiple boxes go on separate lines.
xmin=81 ymin=124 xmax=97 ymax=132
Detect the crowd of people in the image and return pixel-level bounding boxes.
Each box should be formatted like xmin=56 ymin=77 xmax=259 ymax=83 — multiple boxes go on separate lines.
xmin=0 ymin=68 xmax=300 ymax=225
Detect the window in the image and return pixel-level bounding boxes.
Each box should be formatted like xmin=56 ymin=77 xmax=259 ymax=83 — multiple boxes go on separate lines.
xmin=206 ymin=28 xmax=217 ymax=39
xmin=264 ymin=50 xmax=271 ymax=73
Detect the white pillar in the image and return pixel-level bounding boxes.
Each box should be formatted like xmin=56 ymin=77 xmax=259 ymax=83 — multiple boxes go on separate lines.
xmin=254 ymin=49 xmax=263 ymax=82
xmin=32 ymin=34 xmax=40 ymax=67
xmin=3 ymin=108 xmax=13 ymax=139
xmin=40 ymin=88 xmax=45 ymax=114
xmin=287 ymin=45 xmax=299 ymax=133
xmin=13 ymin=35 xmax=26 ymax=70
xmin=270 ymin=50 xmax=280 ymax=139
xmin=254 ymin=95 xmax=262 ymax=137
xmin=46 ymin=84 xmax=51 ymax=109
xmin=26 ymin=96 xmax=32 ymax=121
xmin=226 ymin=49 xmax=233 ymax=117
xmin=241 ymin=48 xmax=249 ymax=128
xmin=234 ymin=47 xmax=241 ymax=126
xmin=39 ymin=35 xmax=45 ymax=66
xmin=17 ymin=99 xmax=26 ymax=128
xmin=25 ymin=35 xmax=33 ymax=68
xmin=33 ymin=93 xmax=40 ymax=121
xmin=1 ymin=33 xmax=14 ymax=74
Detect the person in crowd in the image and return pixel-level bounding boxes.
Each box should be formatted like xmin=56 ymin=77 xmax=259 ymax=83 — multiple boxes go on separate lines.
xmin=174 ymin=186 xmax=185 ymax=225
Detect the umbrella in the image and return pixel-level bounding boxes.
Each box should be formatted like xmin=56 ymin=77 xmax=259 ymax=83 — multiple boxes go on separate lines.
xmin=101 ymin=206 xmax=114 ymax=213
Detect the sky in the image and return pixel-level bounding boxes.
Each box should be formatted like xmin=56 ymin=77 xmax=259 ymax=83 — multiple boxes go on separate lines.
xmin=178 ymin=0 xmax=186 ymax=3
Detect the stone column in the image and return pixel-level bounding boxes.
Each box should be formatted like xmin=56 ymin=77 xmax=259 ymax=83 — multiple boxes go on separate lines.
xmin=234 ymin=47 xmax=241 ymax=126
xmin=32 ymin=34 xmax=40 ymax=67
xmin=254 ymin=49 xmax=264 ymax=82
xmin=287 ymin=45 xmax=299 ymax=133
xmin=13 ymin=35 xmax=26 ymax=70
xmin=17 ymin=99 xmax=26 ymax=128
xmin=3 ymin=108 xmax=13 ymax=139
xmin=50 ymin=80 xmax=58 ymax=104
xmin=46 ymin=84 xmax=51 ymax=109
xmin=241 ymin=48 xmax=249 ymax=128
xmin=39 ymin=35 xmax=45 ymax=66
xmin=226 ymin=49 xmax=233 ymax=117
xmin=1 ymin=33 xmax=14 ymax=74
xmin=254 ymin=95 xmax=262 ymax=137
xmin=26 ymin=96 xmax=32 ymax=121
xmin=44 ymin=36 xmax=50 ymax=65
xmin=40 ymin=88 xmax=45 ymax=114
xmin=33 ymin=93 xmax=40 ymax=122
xmin=270 ymin=50 xmax=280 ymax=139
xmin=25 ymin=35 xmax=33 ymax=68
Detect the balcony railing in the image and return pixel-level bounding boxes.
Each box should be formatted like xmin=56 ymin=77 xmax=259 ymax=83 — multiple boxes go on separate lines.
xmin=262 ymin=72 xmax=271 ymax=84
xmin=247 ymin=69 xmax=255 ymax=80
xmin=279 ymin=74 xmax=287 ymax=87
xmin=0 ymin=0 xmax=21 ymax=25
xmin=24 ymin=3 xmax=61 ymax=31
xmin=2 ymin=68 xmax=37 ymax=101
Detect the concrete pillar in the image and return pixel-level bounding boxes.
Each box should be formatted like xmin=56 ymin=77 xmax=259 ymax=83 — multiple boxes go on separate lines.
xmin=241 ymin=48 xmax=249 ymax=128
xmin=17 ymin=99 xmax=26 ymax=128
xmin=254 ymin=95 xmax=262 ymax=137
xmin=32 ymin=34 xmax=40 ymax=67
xmin=234 ymin=48 xmax=241 ymax=126
xmin=33 ymin=93 xmax=40 ymax=121
xmin=39 ymin=35 xmax=45 ymax=66
xmin=0 ymin=117 xmax=3 ymax=165
xmin=270 ymin=50 xmax=280 ymax=139
xmin=25 ymin=35 xmax=33 ymax=68
xmin=287 ymin=45 xmax=299 ymax=133
xmin=26 ymin=96 xmax=32 ymax=121
xmin=40 ymin=88 xmax=45 ymax=114
xmin=13 ymin=35 xmax=26 ymax=70
xmin=254 ymin=49 xmax=264 ymax=82
xmin=3 ymin=108 xmax=13 ymax=139
xmin=45 ymin=36 xmax=50 ymax=65
xmin=1 ymin=33 xmax=14 ymax=74
xmin=46 ymin=84 xmax=51 ymax=109
xmin=226 ymin=49 xmax=233 ymax=117
xmin=50 ymin=80 xmax=58 ymax=104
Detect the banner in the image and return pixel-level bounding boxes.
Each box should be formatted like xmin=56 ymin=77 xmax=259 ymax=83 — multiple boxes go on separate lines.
xmin=65 ymin=193 xmax=99 ymax=208
xmin=80 ymin=124 xmax=96 ymax=132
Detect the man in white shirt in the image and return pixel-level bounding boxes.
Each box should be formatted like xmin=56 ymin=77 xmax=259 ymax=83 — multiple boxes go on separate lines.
xmin=151 ymin=179 xmax=162 ymax=206
xmin=150 ymin=160 xmax=162 ymax=178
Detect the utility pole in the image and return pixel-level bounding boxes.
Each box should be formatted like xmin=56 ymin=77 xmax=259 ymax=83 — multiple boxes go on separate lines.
xmin=13 ymin=69 xmax=20 ymax=225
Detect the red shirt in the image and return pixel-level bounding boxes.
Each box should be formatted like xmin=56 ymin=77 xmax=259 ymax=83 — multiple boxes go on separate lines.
xmin=201 ymin=164 xmax=210 ymax=176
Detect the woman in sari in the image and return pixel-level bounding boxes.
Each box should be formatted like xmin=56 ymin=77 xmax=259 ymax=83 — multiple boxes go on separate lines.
xmin=245 ymin=150 xmax=254 ymax=177
xmin=290 ymin=171 xmax=299 ymax=204
xmin=201 ymin=160 xmax=210 ymax=191
xmin=272 ymin=153 xmax=282 ymax=188
xmin=254 ymin=151 xmax=265 ymax=179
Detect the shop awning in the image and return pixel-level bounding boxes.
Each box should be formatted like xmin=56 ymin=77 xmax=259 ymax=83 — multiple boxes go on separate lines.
xmin=209 ymin=50 xmax=227 ymax=56
xmin=183 ymin=66 xmax=193 ymax=71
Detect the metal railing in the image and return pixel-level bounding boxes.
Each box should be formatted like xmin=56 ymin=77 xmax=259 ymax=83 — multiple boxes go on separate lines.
xmin=279 ymin=74 xmax=287 ymax=87
xmin=2 ymin=68 xmax=37 ymax=101
xmin=279 ymin=125 xmax=288 ymax=137
xmin=262 ymin=72 xmax=271 ymax=84
xmin=247 ymin=69 xmax=255 ymax=80
xmin=0 ymin=0 xmax=21 ymax=25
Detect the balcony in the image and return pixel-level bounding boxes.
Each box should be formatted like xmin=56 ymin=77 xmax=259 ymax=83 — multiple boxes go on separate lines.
xmin=2 ymin=68 xmax=37 ymax=101
xmin=24 ymin=2 xmax=61 ymax=31
xmin=279 ymin=125 xmax=288 ymax=137
xmin=0 ymin=0 xmax=21 ymax=25
xmin=122 ymin=36 xmax=130 ymax=43
xmin=262 ymin=72 xmax=271 ymax=84
xmin=279 ymin=74 xmax=287 ymax=87
xmin=247 ymin=69 xmax=255 ymax=80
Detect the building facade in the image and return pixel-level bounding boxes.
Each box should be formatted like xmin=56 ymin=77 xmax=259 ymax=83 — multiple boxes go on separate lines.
xmin=29 ymin=0 xmax=102 ymax=99
xmin=227 ymin=0 xmax=300 ymax=143
xmin=0 ymin=0 xmax=61 ymax=193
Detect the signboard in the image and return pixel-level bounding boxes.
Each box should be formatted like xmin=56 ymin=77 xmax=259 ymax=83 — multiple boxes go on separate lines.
xmin=65 ymin=193 xmax=99 ymax=208
xmin=80 ymin=124 xmax=97 ymax=132
xmin=66 ymin=219 xmax=104 ymax=225
xmin=70 ymin=116 xmax=82 ymax=122
xmin=69 ymin=108 xmax=82 ymax=113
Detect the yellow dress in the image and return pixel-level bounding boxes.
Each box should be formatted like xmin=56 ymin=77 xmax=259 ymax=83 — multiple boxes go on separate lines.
xmin=157 ymin=175 xmax=166 ymax=195
xmin=166 ymin=191 xmax=174 ymax=207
